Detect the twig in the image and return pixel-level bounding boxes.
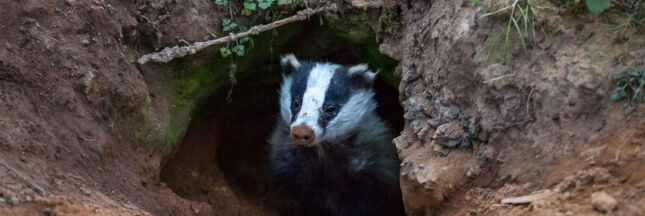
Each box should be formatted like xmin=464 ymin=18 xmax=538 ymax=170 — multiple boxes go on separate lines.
xmin=526 ymin=87 xmax=534 ymax=121
xmin=0 ymin=158 xmax=46 ymax=196
xmin=483 ymin=73 xmax=515 ymax=84
xmin=501 ymin=190 xmax=551 ymax=204
xmin=137 ymin=4 xmax=338 ymax=64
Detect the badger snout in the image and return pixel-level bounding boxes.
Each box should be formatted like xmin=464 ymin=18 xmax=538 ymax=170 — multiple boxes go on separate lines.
xmin=290 ymin=125 xmax=315 ymax=147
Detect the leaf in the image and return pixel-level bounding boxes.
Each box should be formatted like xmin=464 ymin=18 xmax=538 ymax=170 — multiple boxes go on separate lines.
xmin=511 ymin=17 xmax=527 ymax=51
xmin=231 ymin=45 xmax=245 ymax=56
xmin=220 ymin=47 xmax=232 ymax=58
xmin=244 ymin=1 xmax=257 ymax=10
xmin=586 ymin=0 xmax=610 ymax=15
xmin=277 ymin=0 xmax=292 ymax=5
xmin=257 ymin=0 xmax=273 ymax=9
xmin=611 ymin=87 xmax=627 ymax=100
xmin=241 ymin=9 xmax=252 ymax=16
xmin=238 ymin=36 xmax=250 ymax=44
xmin=224 ymin=23 xmax=237 ymax=31
xmin=575 ymin=0 xmax=580 ymax=3
xmin=214 ymin=0 xmax=227 ymax=5
xmin=222 ymin=18 xmax=231 ymax=25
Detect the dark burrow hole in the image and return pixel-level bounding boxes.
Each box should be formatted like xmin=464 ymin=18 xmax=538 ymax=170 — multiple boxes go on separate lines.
xmin=159 ymin=18 xmax=404 ymax=215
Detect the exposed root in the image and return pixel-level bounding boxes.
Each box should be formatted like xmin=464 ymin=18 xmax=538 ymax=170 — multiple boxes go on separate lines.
xmin=501 ymin=190 xmax=551 ymax=205
xmin=483 ymin=73 xmax=515 ymax=84
xmin=0 ymin=158 xmax=46 ymax=196
xmin=137 ymin=4 xmax=338 ymax=64
xmin=526 ymin=87 xmax=534 ymax=121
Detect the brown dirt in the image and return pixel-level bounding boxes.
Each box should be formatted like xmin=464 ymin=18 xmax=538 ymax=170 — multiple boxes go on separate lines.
xmin=0 ymin=0 xmax=235 ymax=215
xmin=2 ymin=0 xmax=645 ymax=215
xmin=389 ymin=0 xmax=645 ymax=215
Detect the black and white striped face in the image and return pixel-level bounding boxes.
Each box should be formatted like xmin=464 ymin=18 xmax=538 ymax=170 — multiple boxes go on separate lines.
xmin=278 ymin=54 xmax=378 ymax=147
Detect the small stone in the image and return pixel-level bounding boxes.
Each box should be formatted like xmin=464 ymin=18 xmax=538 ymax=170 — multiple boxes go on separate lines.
xmin=79 ymin=187 xmax=92 ymax=197
xmin=479 ymin=145 xmax=495 ymax=161
xmin=82 ymin=39 xmax=90 ymax=45
xmin=466 ymin=165 xmax=481 ymax=178
xmin=591 ymin=191 xmax=617 ymax=213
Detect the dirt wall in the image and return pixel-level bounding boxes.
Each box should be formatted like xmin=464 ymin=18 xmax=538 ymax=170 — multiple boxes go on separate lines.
xmin=385 ymin=0 xmax=645 ymax=215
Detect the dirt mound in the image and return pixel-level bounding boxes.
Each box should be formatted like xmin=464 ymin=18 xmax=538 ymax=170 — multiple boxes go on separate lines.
xmin=0 ymin=0 xmax=226 ymax=215
xmin=389 ymin=0 xmax=645 ymax=215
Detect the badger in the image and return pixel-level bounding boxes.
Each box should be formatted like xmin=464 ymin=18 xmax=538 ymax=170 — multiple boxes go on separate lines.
xmin=269 ymin=54 xmax=406 ymax=216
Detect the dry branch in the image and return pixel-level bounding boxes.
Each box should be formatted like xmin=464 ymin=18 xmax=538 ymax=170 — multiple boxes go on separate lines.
xmin=137 ymin=4 xmax=338 ymax=65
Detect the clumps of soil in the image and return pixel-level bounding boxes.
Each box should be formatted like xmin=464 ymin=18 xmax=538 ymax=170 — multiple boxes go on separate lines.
xmin=0 ymin=0 xmax=260 ymax=215
xmin=388 ymin=0 xmax=645 ymax=215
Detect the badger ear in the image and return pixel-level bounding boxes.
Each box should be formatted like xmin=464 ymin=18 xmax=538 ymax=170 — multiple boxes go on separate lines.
xmin=280 ymin=54 xmax=301 ymax=75
xmin=348 ymin=64 xmax=377 ymax=84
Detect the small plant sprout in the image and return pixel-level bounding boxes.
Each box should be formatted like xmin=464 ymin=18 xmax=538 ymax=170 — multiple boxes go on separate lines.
xmin=244 ymin=0 xmax=257 ymax=11
xmin=231 ymin=45 xmax=245 ymax=56
xmin=575 ymin=0 xmax=611 ymax=14
xmin=220 ymin=47 xmax=233 ymax=57
xmin=257 ymin=0 xmax=275 ymax=9
xmin=611 ymin=67 xmax=645 ymax=115
xmin=479 ymin=0 xmax=540 ymax=55
xmin=222 ymin=18 xmax=238 ymax=31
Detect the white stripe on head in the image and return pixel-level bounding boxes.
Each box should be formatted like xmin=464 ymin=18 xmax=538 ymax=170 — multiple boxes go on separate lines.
xmin=322 ymin=90 xmax=376 ymax=140
xmin=279 ymin=76 xmax=293 ymax=123
xmin=291 ymin=63 xmax=338 ymax=143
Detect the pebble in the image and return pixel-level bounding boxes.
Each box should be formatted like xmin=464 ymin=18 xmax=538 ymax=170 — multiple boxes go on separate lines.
xmin=591 ymin=191 xmax=617 ymax=213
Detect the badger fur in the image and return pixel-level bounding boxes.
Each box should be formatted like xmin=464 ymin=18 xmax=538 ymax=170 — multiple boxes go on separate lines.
xmin=269 ymin=54 xmax=405 ymax=216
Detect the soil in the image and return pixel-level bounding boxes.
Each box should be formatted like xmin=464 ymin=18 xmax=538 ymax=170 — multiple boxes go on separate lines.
xmin=1 ymin=0 xmax=645 ymax=215
xmin=389 ymin=0 xmax=645 ymax=215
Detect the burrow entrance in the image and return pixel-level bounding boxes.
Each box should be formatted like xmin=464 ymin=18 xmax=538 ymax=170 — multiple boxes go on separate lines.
xmin=159 ymin=17 xmax=404 ymax=215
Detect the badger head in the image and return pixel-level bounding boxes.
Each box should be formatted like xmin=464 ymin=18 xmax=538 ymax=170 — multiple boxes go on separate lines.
xmin=278 ymin=54 xmax=378 ymax=147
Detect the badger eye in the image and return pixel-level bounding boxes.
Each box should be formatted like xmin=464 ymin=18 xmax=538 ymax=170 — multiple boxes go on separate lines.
xmin=325 ymin=106 xmax=335 ymax=113
xmin=293 ymin=100 xmax=300 ymax=108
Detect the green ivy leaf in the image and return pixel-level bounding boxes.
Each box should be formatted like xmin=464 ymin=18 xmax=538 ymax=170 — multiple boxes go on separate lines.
xmin=214 ymin=0 xmax=227 ymax=5
xmin=574 ymin=0 xmax=580 ymax=3
xmin=232 ymin=45 xmax=245 ymax=56
xmin=220 ymin=47 xmax=232 ymax=57
xmin=586 ymin=0 xmax=610 ymax=15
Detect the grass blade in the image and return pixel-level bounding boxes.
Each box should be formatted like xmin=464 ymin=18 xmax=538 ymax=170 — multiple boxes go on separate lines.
xmin=479 ymin=6 xmax=510 ymax=19
xmin=511 ymin=17 xmax=527 ymax=51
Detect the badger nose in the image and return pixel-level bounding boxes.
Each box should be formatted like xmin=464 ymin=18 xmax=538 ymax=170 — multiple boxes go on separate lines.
xmin=290 ymin=125 xmax=315 ymax=147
